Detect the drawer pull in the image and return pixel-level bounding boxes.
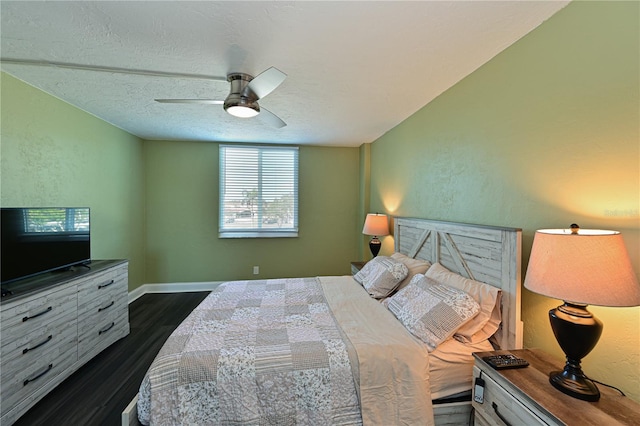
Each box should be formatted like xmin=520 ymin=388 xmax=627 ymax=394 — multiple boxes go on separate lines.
xmin=99 ymin=321 xmax=115 ymax=335
xmin=98 ymin=300 xmax=115 ymax=312
xmin=23 ymin=363 xmax=53 ymax=386
xmin=23 ymin=335 xmax=53 ymax=354
xmin=22 ymin=306 xmax=52 ymax=322
xmin=492 ymin=402 xmax=513 ymax=426
xmin=98 ymin=279 xmax=115 ymax=289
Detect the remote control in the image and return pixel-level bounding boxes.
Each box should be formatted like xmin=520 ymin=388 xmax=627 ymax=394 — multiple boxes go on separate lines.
xmin=482 ymin=354 xmax=529 ymax=370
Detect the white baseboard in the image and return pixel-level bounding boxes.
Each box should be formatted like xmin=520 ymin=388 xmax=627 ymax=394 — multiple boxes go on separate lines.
xmin=128 ymin=281 xmax=222 ymax=304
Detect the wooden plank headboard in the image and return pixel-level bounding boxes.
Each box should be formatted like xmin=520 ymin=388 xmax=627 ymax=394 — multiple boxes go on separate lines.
xmin=394 ymin=217 xmax=523 ymax=350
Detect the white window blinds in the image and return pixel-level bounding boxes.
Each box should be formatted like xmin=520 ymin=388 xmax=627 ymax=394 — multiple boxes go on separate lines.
xmin=219 ymin=145 xmax=299 ymax=238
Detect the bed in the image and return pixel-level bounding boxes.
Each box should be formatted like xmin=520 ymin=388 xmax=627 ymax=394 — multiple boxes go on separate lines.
xmin=127 ymin=217 xmax=522 ymax=425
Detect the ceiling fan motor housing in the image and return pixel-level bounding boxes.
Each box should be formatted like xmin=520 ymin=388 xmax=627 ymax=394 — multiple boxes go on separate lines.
xmin=224 ymin=73 xmax=260 ymax=116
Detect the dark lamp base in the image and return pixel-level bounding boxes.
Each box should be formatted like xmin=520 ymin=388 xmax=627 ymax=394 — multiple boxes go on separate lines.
xmin=548 ymin=302 xmax=603 ymax=402
xmin=549 ymin=368 xmax=600 ymax=401
xmin=369 ymin=236 xmax=381 ymax=257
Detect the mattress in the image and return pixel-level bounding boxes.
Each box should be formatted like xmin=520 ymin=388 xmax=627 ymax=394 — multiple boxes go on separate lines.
xmin=138 ymin=275 xmax=434 ymax=425
xmin=429 ymin=337 xmax=493 ymax=400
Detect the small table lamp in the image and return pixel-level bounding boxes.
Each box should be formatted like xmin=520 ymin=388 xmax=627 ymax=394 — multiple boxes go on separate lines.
xmin=362 ymin=213 xmax=389 ymax=257
xmin=524 ymin=224 xmax=640 ymax=401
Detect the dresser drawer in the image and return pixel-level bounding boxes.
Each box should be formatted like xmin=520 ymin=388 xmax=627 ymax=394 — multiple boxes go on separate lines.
xmin=1 ymin=315 xmax=77 ymax=383
xmin=77 ymin=277 xmax=128 ymax=323
xmin=472 ymin=366 xmax=548 ymax=426
xmin=78 ymin=290 xmax=128 ymax=338
xmin=77 ymin=264 xmax=127 ymax=312
xmin=0 ymin=335 xmax=77 ymax=417
xmin=78 ymin=305 xmax=129 ymax=359
xmin=77 ymin=263 xmax=128 ymax=361
xmin=1 ymin=285 xmax=77 ymax=349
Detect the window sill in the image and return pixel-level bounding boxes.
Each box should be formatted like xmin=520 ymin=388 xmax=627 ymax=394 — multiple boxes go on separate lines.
xmin=218 ymin=231 xmax=298 ymax=239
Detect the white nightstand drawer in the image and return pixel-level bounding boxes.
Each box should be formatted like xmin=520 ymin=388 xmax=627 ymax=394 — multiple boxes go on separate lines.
xmin=472 ymin=366 xmax=548 ymax=426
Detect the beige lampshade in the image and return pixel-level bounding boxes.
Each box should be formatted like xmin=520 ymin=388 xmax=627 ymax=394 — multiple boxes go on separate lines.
xmin=524 ymin=228 xmax=640 ymax=307
xmin=362 ymin=213 xmax=389 ymax=237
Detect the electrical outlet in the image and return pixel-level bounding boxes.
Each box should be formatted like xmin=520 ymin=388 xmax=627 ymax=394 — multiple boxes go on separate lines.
xmin=253 ymin=266 xmax=259 ymax=275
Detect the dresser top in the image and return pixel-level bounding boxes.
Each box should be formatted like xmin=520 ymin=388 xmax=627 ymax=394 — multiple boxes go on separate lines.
xmin=1 ymin=259 xmax=127 ymax=303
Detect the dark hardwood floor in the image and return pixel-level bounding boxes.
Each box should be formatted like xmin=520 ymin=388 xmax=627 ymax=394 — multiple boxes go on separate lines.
xmin=13 ymin=291 xmax=210 ymax=426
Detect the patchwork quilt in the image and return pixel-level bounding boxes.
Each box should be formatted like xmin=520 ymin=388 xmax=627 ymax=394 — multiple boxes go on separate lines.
xmin=138 ymin=276 xmax=434 ymax=425
xmin=138 ymin=278 xmax=361 ymax=425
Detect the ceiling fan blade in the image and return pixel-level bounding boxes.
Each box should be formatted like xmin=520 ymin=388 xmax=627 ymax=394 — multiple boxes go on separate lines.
xmin=247 ymin=67 xmax=287 ymax=100
xmin=0 ymin=58 xmax=227 ymax=81
xmin=155 ymin=99 xmax=223 ymax=104
xmin=259 ymin=107 xmax=287 ymax=128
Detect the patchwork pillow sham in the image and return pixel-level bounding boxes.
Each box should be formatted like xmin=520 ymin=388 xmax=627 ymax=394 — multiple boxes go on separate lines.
xmin=424 ymin=263 xmax=502 ymax=344
xmin=390 ymin=252 xmax=432 ymax=293
xmin=386 ymin=274 xmax=480 ymax=351
xmin=354 ymin=256 xmax=409 ymax=298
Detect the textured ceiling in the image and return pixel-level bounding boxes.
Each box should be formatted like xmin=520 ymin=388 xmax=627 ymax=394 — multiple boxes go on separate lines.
xmin=0 ymin=1 xmax=569 ymax=147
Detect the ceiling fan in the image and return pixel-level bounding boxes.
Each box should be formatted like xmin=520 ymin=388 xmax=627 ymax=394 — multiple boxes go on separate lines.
xmin=0 ymin=58 xmax=287 ymax=128
xmin=155 ymin=67 xmax=287 ymax=128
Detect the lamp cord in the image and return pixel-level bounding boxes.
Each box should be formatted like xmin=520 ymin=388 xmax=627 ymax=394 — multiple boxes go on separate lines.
xmin=590 ymin=377 xmax=626 ymax=396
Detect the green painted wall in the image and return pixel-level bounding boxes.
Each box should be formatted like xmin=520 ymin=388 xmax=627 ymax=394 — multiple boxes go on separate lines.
xmin=369 ymin=1 xmax=639 ymax=401
xmin=1 ymin=73 xmax=146 ymax=290
xmin=144 ymin=140 xmax=360 ymax=283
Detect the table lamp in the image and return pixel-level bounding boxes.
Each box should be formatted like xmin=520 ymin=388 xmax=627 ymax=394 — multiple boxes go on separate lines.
xmin=524 ymin=224 xmax=640 ymax=401
xmin=362 ymin=213 xmax=389 ymax=257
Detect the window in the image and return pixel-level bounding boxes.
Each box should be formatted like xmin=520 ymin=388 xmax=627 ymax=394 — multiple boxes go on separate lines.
xmin=219 ymin=145 xmax=298 ymax=238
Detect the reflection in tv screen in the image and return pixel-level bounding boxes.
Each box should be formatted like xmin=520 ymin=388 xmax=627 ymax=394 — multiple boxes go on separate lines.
xmin=1 ymin=207 xmax=91 ymax=284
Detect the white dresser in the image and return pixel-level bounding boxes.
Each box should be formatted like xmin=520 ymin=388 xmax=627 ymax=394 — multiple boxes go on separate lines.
xmin=0 ymin=260 xmax=129 ymax=425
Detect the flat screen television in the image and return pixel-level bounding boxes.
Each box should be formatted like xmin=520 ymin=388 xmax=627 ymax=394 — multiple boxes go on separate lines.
xmin=1 ymin=207 xmax=91 ymax=284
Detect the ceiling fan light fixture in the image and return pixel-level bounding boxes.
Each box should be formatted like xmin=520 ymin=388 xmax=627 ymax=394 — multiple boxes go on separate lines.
xmin=223 ymin=73 xmax=260 ymax=118
xmin=226 ymin=103 xmax=260 ymax=118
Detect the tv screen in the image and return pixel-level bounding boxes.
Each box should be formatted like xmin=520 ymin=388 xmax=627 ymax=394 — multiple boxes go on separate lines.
xmin=1 ymin=207 xmax=90 ymax=284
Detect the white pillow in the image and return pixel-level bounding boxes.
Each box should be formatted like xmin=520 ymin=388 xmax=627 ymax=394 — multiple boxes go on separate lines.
xmin=425 ymin=263 xmax=502 ymax=343
xmin=386 ymin=274 xmax=480 ymax=351
xmin=390 ymin=252 xmax=432 ymax=293
xmin=354 ymin=256 xmax=408 ymax=298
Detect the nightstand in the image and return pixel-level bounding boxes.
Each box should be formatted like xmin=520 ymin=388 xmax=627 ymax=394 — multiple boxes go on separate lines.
xmin=472 ymin=348 xmax=640 ymax=425
xmin=350 ymin=261 xmax=367 ymax=275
